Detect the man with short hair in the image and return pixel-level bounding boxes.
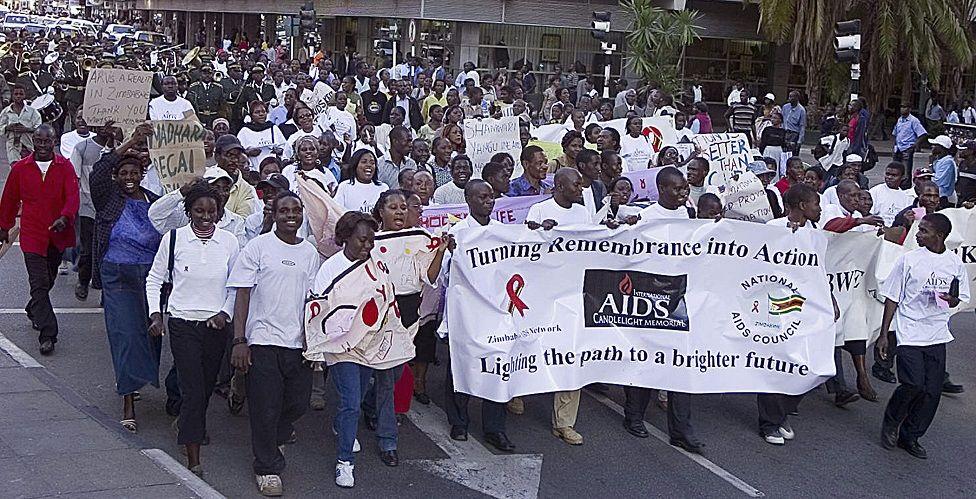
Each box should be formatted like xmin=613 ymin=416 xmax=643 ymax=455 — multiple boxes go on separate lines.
xmin=781 ymin=91 xmax=806 ymax=155
xmin=376 ymin=126 xmax=418 ymax=188
xmin=613 ymin=89 xmax=643 ymax=119
xmin=70 ymin=117 xmax=117 ymax=301
xmin=724 ymin=89 xmax=757 ymax=143
xmin=878 ymin=213 xmax=969 ymax=459
xmin=525 ymin=168 xmax=591 ymax=446
xmin=149 ymin=75 xmax=195 ymax=121
xmin=433 ymin=155 xmax=472 ymax=205
xmin=507 ymin=145 xmax=552 ymax=196
xmin=381 ymin=80 xmax=422 ymax=131
xmin=0 ymin=125 xmax=79 ymax=355
xmin=892 ymin=104 xmax=927 ymax=176
xmin=187 ymin=66 xmax=225 ymax=128
xmin=869 ymin=162 xmax=915 ymax=227
xmin=215 ymin=135 xmax=258 ymax=218
xmin=0 ymin=84 xmax=41 ymax=161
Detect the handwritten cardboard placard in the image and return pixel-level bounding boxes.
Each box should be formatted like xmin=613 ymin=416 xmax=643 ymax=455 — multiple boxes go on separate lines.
xmin=148 ymin=119 xmax=207 ymax=193
xmin=707 ymin=171 xmax=773 ymax=223
xmin=83 ymin=69 xmax=153 ymax=129
xmin=694 ymin=133 xmax=750 ymax=186
xmin=464 ymin=116 xmax=522 ymax=178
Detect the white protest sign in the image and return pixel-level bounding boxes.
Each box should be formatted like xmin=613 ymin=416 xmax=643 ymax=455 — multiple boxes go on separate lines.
xmin=824 ymin=232 xmax=885 ymax=345
xmin=707 ymin=172 xmax=773 ymax=223
xmin=148 ymin=119 xmax=207 ymax=193
xmin=446 ymin=220 xmax=836 ymax=401
xmin=694 ymin=133 xmax=750 ymax=186
xmin=83 ymin=68 xmax=153 ymax=129
xmin=533 ymin=116 xmax=678 ymax=152
xmin=464 ymin=116 xmax=522 ymax=178
xmin=622 ymin=167 xmax=662 ymax=202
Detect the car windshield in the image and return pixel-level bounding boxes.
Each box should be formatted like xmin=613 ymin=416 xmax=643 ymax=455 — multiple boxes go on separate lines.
xmin=114 ymin=26 xmax=134 ymax=34
xmin=5 ymin=14 xmax=28 ymax=23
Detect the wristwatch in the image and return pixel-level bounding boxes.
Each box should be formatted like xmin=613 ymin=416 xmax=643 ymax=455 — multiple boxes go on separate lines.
xmin=231 ymin=336 xmax=248 ymax=346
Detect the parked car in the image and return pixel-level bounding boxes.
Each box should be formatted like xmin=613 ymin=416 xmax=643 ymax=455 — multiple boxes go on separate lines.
xmin=133 ymin=30 xmax=167 ymax=45
xmin=1 ymin=12 xmax=32 ymax=31
xmin=102 ymin=23 xmax=135 ymax=41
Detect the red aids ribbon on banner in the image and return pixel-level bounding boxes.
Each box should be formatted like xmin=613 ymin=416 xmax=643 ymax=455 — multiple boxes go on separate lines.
xmin=506 ymin=274 xmax=529 ymax=317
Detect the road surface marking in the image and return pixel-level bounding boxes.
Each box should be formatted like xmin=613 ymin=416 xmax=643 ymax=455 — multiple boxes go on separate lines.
xmin=586 ymin=390 xmax=764 ymax=497
xmin=0 ymin=330 xmax=42 ymax=368
xmin=142 ymin=448 xmax=227 ymax=499
xmin=406 ymin=401 xmax=543 ymax=499
xmin=0 ymin=308 xmax=103 ymax=314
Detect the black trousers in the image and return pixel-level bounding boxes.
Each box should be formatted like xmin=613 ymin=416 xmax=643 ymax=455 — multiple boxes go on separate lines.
xmin=444 ymin=357 xmax=506 ymax=434
xmin=76 ymin=216 xmax=94 ymax=287
xmin=169 ymin=318 xmax=230 ymax=445
xmin=883 ymin=343 xmax=946 ymax=443
xmin=24 ymin=246 xmax=63 ymax=344
xmin=757 ymin=393 xmax=803 ymax=435
xmin=623 ymin=387 xmax=695 ymax=440
xmin=246 ymin=345 xmax=312 ymax=476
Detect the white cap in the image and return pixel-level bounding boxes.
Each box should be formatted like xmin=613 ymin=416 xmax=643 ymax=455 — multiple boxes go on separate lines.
xmin=844 ymin=154 xmax=863 ymax=163
xmin=203 ymin=167 xmax=233 ymax=183
xmin=931 ymin=135 xmax=953 ymax=149
xmin=764 ymin=93 xmax=775 ymax=101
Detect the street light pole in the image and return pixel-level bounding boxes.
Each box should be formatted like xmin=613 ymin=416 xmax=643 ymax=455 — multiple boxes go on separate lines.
xmin=591 ymin=12 xmax=615 ymax=100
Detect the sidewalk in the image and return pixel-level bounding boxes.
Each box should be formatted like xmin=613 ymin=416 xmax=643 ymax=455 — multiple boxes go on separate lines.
xmin=0 ymin=334 xmax=223 ymax=499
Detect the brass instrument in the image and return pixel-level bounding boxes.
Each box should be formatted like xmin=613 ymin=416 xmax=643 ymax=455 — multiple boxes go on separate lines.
xmin=181 ymin=46 xmax=200 ymax=66
xmin=213 ymin=70 xmax=223 ymax=83
xmin=81 ymin=57 xmax=96 ymax=71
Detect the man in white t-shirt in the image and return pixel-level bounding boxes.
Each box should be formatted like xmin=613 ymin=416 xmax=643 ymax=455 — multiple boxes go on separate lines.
xmin=149 ymin=75 xmax=195 ymax=121
xmin=441 ymin=180 xmax=514 ymax=451
xmin=626 ymin=165 xmax=701 ymax=453
xmin=821 ymin=180 xmax=884 ymax=233
xmin=869 ymin=162 xmax=915 ymax=226
xmin=524 ymin=168 xmax=589 ymax=446
xmin=433 ymin=155 xmax=472 ymax=205
xmin=878 ymin=213 xmax=970 ymax=459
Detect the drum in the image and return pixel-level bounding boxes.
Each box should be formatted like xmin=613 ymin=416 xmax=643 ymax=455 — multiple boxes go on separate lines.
xmin=29 ymin=94 xmax=63 ymax=124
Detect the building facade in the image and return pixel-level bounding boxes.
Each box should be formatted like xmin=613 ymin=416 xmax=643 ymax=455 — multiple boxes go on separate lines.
xmin=136 ymin=0 xmax=795 ymax=108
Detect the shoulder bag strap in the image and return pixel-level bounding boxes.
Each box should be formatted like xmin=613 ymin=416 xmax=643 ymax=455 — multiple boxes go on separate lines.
xmin=167 ymin=229 xmax=176 ymax=283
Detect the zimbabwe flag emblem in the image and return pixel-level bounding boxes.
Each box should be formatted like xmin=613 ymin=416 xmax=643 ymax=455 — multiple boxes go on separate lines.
xmin=768 ymin=294 xmax=805 ymax=315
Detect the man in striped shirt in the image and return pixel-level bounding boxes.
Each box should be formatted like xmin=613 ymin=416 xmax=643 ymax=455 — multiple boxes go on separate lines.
xmin=725 ymin=88 xmax=758 ymax=144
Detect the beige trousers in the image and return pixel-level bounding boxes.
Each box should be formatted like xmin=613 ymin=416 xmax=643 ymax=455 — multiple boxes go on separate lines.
xmin=552 ymin=390 xmax=581 ymax=429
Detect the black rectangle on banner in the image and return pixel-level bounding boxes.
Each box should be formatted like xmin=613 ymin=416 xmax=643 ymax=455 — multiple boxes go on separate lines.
xmin=583 ymin=269 xmax=690 ymax=331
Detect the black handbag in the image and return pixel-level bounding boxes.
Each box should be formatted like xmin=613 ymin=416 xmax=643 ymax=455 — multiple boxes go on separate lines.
xmin=159 ymin=229 xmax=176 ymax=316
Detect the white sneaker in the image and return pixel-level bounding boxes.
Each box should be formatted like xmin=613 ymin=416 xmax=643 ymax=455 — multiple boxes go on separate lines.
xmin=764 ymin=430 xmax=785 ymax=445
xmin=58 ymin=262 xmax=70 ymax=275
xmin=335 ymin=460 xmax=355 ymax=488
xmin=255 ymin=474 xmax=283 ymax=496
xmin=333 ymin=427 xmax=361 ymax=453
xmin=779 ymin=423 xmax=795 ymax=440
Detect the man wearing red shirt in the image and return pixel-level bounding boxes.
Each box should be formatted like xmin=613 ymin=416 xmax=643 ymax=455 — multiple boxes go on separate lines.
xmin=0 ymin=125 xmax=79 ymax=355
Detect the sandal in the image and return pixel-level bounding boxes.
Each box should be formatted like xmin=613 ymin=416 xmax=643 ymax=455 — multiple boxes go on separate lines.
xmin=120 ymin=419 xmax=138 ymax=433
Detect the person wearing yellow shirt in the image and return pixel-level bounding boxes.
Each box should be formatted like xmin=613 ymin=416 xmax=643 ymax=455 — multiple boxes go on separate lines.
xmin=422 ymin=79 xmax=449 ymax=122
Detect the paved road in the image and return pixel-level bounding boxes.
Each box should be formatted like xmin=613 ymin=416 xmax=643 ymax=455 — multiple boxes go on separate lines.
xmin=2 ymin=149 xmax=975 ymax=498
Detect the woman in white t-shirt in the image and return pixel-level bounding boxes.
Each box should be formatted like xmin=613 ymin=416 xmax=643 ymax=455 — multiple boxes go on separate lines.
xmin=283 ymin=136 xmax=339 ymax=197
xmin=619 ymin=116 xmax=651 ymax=171
xmin=238 ymin=100 xmax=285 ymax=171
xmin=334 ymin=149 xmax=389 ymax=213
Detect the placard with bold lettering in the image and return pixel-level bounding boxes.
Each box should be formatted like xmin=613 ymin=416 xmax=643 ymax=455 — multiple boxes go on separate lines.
xmin=148 ymin=119 xmax=207 ymax=193
xmin=83 ymin=69 xmax=153 ymax=129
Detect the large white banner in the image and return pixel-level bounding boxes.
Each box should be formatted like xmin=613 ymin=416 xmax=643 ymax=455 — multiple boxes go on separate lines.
xmin=447 ymin=220 xmax=837 ymax=401
xmin=824 ymin=232 xmax=885 ymax=345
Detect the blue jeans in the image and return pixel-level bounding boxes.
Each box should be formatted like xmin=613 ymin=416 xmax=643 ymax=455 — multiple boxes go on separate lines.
xmin=331 ymin=362 xmax=373 ymax=463
xmin=362 ymin=365 xmax=400 ymax=453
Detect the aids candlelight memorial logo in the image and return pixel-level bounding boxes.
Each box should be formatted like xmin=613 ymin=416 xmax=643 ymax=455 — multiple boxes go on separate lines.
xmin=732 ymin=274 xmax=805 ymax=344
xmin=583 ymin=269 xmax=689 ymax=331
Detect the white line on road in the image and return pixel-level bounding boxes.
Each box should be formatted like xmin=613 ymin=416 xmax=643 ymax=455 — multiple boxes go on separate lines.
xmin=585 ymin=390 xmax=764 ymax=497
xmin=406 ymin=401 xmax=543 ymax=499
xmin=141 ymin=448 xmax=227 ymax=499
xmin=0 ymin=308 xmax=103 ymax=314
xmin=0 ymin=330 xmax=42 ymax=368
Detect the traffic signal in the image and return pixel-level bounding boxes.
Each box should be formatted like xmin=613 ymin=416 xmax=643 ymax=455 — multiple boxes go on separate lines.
xmin=300 ymin=1 xmax=316 ymax=31
xmin=592 ymin=11 xmax=610 ymax=41
xmin=833 ymin=20 xmax=860 ymax=63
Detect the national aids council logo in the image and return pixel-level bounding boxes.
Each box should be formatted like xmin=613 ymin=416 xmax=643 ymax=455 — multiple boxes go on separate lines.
xmin=583 ymin=269 xmax=689 ymax=331
xmin=732 ymin=274 xmax=805 ymax=344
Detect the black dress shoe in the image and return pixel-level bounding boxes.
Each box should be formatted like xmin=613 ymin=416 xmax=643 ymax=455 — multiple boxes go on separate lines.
xmin=880 ymin=422 xmax=898 ymax=449
xmin=834 ymin=391 xmax=860 ymax=407
xmin=484 ymin=432 xmax=516 ymax=452
xmin=165 ymin=398 xmax=181 ymax=417
xmin=74 ymin=283 xmax=88 ymax=301
xmin=31 ymin=321 xmax=40 ymax=331
xmin=872 ymin=367 xmax=897 ymax=384
xmin=898 ymin=439 xmax=927 ymax=459
xmin=450 ymin=426 xmax=468 ymax=441
xmin=413 ymin=392 xmax=431 ymax=405
xmin=670 ymin=437 xmax=704 ymax=455
xmin=942 ymin=380 xmax=965 ymax=394
xmin=380 ymin=450 xmax=399 ymax=467
xmin=623 ymin=420 xmax=649 ymax=438
xmin=38 ymin=340 xmax=54 ymax=356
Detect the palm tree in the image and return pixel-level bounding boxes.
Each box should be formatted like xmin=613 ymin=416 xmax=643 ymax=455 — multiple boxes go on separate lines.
xmin=855 ymin=0 xmax=974 ymax=111
xmin=752 ymin=0 xmax=850 ymax=114
xmin=621 ymin=0 xmax=703 ymax=93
